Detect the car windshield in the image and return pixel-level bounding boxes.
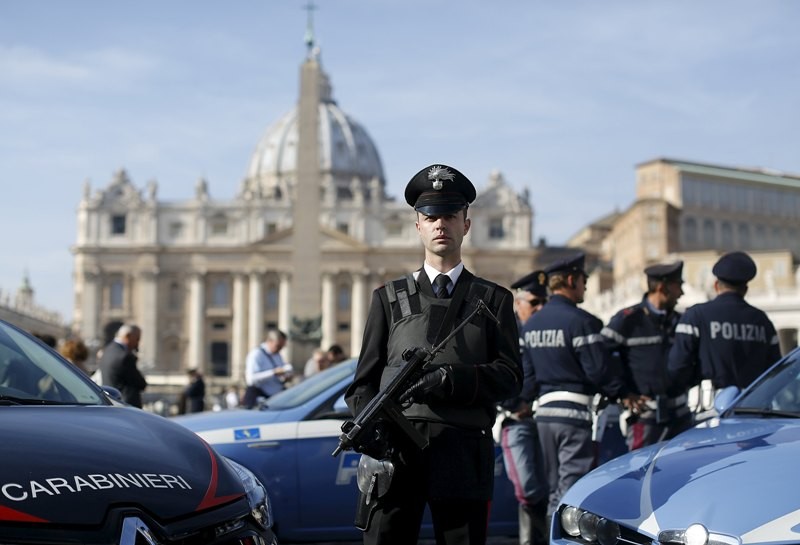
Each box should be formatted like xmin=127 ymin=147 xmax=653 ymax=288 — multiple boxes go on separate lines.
xmin=264 ymin=359 xmax=356 ymax=410
xmin=732 ymin=349 xmax=800 ymax=416
xmin=0 ymin=321 xmax=105 ymax=405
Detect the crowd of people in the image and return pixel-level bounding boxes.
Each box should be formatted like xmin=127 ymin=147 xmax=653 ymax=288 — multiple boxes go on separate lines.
xmin=29 ymin=323 xmax=349 ymax=415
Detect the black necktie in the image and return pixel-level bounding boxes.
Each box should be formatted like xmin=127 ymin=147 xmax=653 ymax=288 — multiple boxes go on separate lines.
xmin=433 ymin=274 xmax=451 ymax=298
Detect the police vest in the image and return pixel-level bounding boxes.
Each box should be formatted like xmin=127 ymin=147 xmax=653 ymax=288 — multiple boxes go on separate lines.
xmin=378 ymin=273 xmax=498 ymax=430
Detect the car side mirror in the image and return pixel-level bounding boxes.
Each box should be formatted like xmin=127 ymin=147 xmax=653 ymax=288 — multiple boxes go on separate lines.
xmin=714 ymin=385 xmax=740 ymax=414
xmin=102 ymin=386 xmax=123 ymax=402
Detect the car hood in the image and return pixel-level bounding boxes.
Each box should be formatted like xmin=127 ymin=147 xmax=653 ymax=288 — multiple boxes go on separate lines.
xmin=0 ymin=406 xmax=244 ymax=525
xmin=172 ymin=407 xmax=287 ymax=431
xmin=564 ymin=418 xmax=800 ymax=542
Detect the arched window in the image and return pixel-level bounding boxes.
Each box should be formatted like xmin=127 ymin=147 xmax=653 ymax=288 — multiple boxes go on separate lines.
xmin=338 ymin=284 xmax=351 ymax=311
xmin=211 ymin=279 xmax=229 ymax=308
xmin=265 ymin=285 xmax=279 ymax=310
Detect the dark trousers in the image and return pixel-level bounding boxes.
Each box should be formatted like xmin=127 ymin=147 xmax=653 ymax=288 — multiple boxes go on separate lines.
xmin=535 ymin=420 xmax=593 ymax=519
xmin=364 ymin=424 xmax=493 ymax=545
xmin=364 ymin=483 xmax=490 ymax=545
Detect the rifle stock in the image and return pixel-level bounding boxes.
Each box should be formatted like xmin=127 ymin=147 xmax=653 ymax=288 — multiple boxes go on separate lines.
xmin=332 ymin=299 xmax=497 ymax=457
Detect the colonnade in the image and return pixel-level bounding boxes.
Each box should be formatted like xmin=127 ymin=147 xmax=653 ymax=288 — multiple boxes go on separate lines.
xmin=76 ymin=268 xmax=374 ymax=379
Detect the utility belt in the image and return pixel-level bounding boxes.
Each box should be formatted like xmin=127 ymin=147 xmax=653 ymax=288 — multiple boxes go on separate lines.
xmin=538 ymin=391 xmax=593 ymax=408
xmin=535 ymin=391 xmax=594 ymax=425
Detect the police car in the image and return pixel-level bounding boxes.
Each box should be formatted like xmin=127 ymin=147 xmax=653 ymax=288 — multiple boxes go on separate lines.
xmin=173 ymin=359 xmax=519 ymax=542
xmin=0 ymin=319 xmax=276 ymax=545
xmin=552 ymin=346 xmax=800 ymax=545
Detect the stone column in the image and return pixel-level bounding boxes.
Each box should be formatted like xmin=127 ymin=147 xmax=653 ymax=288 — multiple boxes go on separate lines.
xmin=231 ymin=273 xmax=247 ymax=380
xmin=138 ymin=268 xmax=159 ymax=371
xmin=350 ymin=271 xmax=368 ymax=357
xmin=188 ymin=272 xmax=205 ymax=370
xmin=278 ymin=272 xmax=292 ymax=362
xmin=321 ymin=272 xmax=336 ymax=350
xmin=80 ymin=268 xmax=100 ymax=346
xmin=249 ymin=271 xmax=264 ymax=349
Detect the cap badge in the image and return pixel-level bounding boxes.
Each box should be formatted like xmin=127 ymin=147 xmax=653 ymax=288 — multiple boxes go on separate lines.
xmin=538 ymin=272 xmax=546 ymax=285
xmin=427 ymin=165 xmax=454 ymax=190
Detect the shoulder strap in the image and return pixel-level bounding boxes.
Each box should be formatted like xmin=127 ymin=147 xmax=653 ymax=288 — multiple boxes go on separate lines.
xmin=385 ymin=273 xmax=419 ymax=323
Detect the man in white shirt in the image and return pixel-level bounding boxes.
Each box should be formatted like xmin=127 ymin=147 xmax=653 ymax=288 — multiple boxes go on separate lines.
xmin=243 ymin=329 xmax=293 ymax=408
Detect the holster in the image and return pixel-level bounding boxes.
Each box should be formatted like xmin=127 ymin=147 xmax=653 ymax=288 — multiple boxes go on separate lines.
xmin=354 ymin=455 xmax=395 ymax=531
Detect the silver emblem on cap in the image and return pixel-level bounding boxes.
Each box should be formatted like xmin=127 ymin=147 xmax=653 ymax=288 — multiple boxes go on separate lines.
xmin=427 ymin=165 xmax=454 ymax=191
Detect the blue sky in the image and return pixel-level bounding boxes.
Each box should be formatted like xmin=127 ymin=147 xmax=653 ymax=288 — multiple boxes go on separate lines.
xmin=2 ymin=1 xmax=799 ymax=321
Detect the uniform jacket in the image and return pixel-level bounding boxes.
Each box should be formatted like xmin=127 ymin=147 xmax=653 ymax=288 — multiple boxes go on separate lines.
xmin=668 ymin=292 xmax=782 ymax=390
xmin=99 ymin=341 xmax=147 ymax=408
xmin=602 ymin=295 xmax=682 ymax=397
xmin=346 ymin=268 xmax=521 ymax=421
xmin=521 ymin=294 xmax=626 ymax=402
xmin=344 ymin=268 xmax=521 ymax=499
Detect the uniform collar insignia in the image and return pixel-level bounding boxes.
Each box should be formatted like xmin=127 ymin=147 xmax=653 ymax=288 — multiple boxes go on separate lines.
xmin=427 ymin=165 xmax=454 ymax=190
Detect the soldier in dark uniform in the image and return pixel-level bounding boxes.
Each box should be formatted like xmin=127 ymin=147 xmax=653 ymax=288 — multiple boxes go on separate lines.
xmin=345 ymin=164 xmax=522 ymax=545
xmin=500 ymin=271 xmax=549 ymax=545
xmin=668 ymin=251 xmax=782 ymax=395
xmin=521 ymin=253 xmax=638 ymax=518
xmin=602 ymin=261 xmax=692 ymax=450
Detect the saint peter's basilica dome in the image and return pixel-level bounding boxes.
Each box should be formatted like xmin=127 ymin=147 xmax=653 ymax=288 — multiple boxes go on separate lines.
xmin=240 ymin=55 xmax=385 ymax=202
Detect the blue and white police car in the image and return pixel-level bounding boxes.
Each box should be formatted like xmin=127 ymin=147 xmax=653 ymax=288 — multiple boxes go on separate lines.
xmin=552 ymin=346 xmax=800 ymax=545
xmin=0 ymin=319 xmax=276 ymax=544
xmin=173 ymin=359 xmax=519 ymax=542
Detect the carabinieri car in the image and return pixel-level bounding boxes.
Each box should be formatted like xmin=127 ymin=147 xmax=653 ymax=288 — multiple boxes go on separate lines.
xmin=0 ymin=319 xmax=276 ymax=545
xmin=552 ymin=346 xmax=800 ymax=545
xmin=173 ymin=359 xmax=519 ymax=542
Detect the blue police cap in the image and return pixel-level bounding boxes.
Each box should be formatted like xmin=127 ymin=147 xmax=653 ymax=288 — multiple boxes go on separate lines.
xmin=404 ymin=164 xmax=477 ymax=215
xmin=712 ymin=251 xmax=757 ymax=285
xmin=544 ymin=252 xmax=586 ymax=276
xmin=644 ymin=260 xmax=684 ymax=283
xmin=511 ymin=270 xmax=548 ymax=298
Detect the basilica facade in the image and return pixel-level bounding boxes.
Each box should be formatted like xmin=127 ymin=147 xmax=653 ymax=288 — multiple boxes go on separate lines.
xmin=71 ymin=44 xmax=536 ymax=388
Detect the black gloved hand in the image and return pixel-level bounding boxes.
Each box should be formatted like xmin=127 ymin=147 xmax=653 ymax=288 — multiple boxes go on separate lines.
xmin=356 ymin=420 xmax=394 ymax=460
xmin=399 ymin=366 xmax=452 ymax=405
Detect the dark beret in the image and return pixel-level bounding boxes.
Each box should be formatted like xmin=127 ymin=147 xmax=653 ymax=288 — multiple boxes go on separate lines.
xmin=644 ymin=260 xmax=684 ymax=283
xmin=712 ymin=251 xmax=757 ymax=285
xmin=544 ymin=253 xmax=586 ymax=276
xmin=511 ymin=270 xmax=548 ymax=298
xmin=404 ymin=164 xmax=476 ymax=215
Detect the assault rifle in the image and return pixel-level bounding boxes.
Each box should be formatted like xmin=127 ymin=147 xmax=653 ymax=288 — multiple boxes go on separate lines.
xmin=332 ymin=299 xmax=500 ymax=457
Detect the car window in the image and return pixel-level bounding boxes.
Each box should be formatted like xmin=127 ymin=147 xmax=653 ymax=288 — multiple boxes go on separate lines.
xmin=735 ymin=350 xmax=800 ymax=413
xmin=265 ymin=359 xmax=356 ymax=410
xmin=0 ymin=321 xmax=105 ymax=405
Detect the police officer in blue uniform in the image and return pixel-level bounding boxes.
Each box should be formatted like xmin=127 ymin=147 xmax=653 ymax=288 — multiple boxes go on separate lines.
xmin=521 ymin=253 xmax=636 ymax=518
xmin=345 ymin=164 xmax=522 ymax=545
xmin=500 ymin=271 xmax=549 ymax=545
xmin=602 ymin=261 xmax=692 ymax=450
xmin=668 ymin=251 xmax=782 ymax=394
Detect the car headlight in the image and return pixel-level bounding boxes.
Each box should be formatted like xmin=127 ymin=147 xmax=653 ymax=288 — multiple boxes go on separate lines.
xmin=224 ymin=457 xmax=274 ymax=530
xmin=558 ymin=505 xmax=620 ymax=545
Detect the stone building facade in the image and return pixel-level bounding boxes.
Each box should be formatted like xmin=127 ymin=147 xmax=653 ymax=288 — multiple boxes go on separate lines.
xmin=578 ymin=158 xmax=800 ymax=354
xmin=71 ymin=44 xmax=537 ymax=389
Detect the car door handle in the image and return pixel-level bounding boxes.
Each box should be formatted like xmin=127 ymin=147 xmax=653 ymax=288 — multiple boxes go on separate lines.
xmin=247 ymin=441 xmax=280 ymax=449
